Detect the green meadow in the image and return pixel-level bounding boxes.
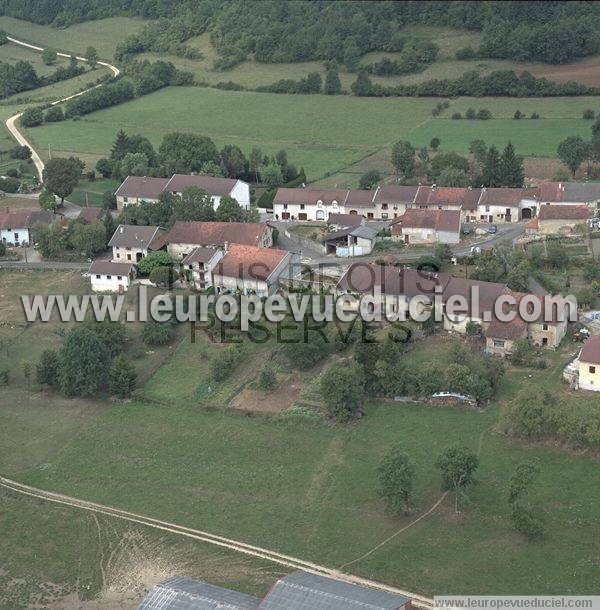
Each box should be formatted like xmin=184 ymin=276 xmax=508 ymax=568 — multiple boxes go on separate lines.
xmin=22 ymin=87 xmax=599 ymax=181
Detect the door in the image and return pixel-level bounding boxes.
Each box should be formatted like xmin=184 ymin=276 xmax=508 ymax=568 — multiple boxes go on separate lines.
xmin=298 ymin=213 xmax=307 ymax=221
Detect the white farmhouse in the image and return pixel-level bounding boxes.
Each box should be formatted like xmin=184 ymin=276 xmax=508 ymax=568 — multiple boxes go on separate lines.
xmin=0 ymin=210 xmax=55 ymax=246
xmin=164 ymin=174 xmax=250 ymax=210
xmin=391 ymin=209 xmax=461 ymax=244
xmin=89 ymin=260 xmax=136 ymax=292
xmin=115 ymin=176 xmax=170 ymax=211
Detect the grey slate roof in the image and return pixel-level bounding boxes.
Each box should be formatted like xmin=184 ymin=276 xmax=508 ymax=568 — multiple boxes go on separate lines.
xmin=258 ymin=571 xmax=410 ymax=610
xmin=182 ymin=246 xmax=220 ymax=265
xmin=562 ymin=182 xmax=600 ymax=203
xmin=109 ymin=224 xmax=163 ymax=249
xmin=138 ymin=576 xmax=261 ymax=610
xmin=350 ymin=226 xmax=379 ymax=240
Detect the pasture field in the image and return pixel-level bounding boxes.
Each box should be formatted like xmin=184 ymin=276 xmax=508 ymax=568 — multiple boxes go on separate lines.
xmin=0 ymin=40 xmax=71 ymax=76
xmin=0 ymin=16 xmax=148 ymax=61
xmin=70 ymin=177 xmax=121 ymax=206
xmin=21 ymin=87 xmax=600 ymax=183
xmin=0 ymin=264 xmax=598 ymax=601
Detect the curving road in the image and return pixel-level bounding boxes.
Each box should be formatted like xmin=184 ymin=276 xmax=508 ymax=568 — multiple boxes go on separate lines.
xmin=4 ymin=36 xmax=120 ymax=182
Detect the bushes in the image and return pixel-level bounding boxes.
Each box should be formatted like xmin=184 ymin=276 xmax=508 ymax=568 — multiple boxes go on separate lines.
xmin=21 ymin=107 xmax=44 ymax=127
xmin=142 ymin=319 xmax=176 ymax=346
xmin=0 ymin=176 xmax=20 ymax=193
xmin=210 ymin=345 xmax=243 ymax=382
xmin=44 ymin=105 xmax=64 ymax=122
xmin=320 ymin=362 xmax=364 ymax=422
xmin=65 ymin=78 xmax=135 ymax=118
xmin=149 ymin=265 xmax=178 ymax=287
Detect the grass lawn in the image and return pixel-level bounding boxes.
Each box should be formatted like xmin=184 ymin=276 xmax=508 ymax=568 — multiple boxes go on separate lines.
xmin=69 ymin=177 xmax=121 ymax=206
xmin=0 ymin=16 xmax=149 ymax=61
xmin=0 ymin=40 xmax=71 ymax=76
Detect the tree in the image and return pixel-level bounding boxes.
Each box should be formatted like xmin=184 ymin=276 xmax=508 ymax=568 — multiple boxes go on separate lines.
xmin=350 ymin=70 xmax=373 ymax=96
xmin=391 ymin=140 xmax=415 ymax=178
xmin=41 ymin=48 xmax=56 ymax=65
xmin=142 ymin=319 xmax=176 ymax=346
xmin=499 ymin=142 xmax=524 ymax=187
xmin=249 ymin=147 xmax=263 ymax=182
xmin=138 ymin=251 xmax=173 ymax=275
xmin=546 ymin=240 xmax=568 ymax=268
xmin=507 ymin=460 xmax=544 ymax=539
xmin=110 ymin=130 xmax=131 ymax=161
xmin=108 ymin=354 xmax=137 ymax=398
xmin=434 ymin=242 xmax=452 ymax=261
xmin=378 ymin=446 xmax=415 ymax=515
xmin=38 ymin=188 xmax=57 ymax=211
xmin=44 ymin=105 xmax=64 ymax=122
xmin=557 ymin=136 xmax=590 ymax=177
xmin=36 ymin=349 xmax=59 ymax=386
xmin=435 ymin=445 xmax=479 ymax=513
xmin=220 ymin=144 xmax=247 ymax=178
xmin=324 ymin=62 xmax=342 ymax=95
xmin=506 ymin=262 xmax=530 ymax=292
xmin=22 ymin=360 xmax=32 ymax=389
xmin=200 ymin=160 xmax=224 ymax=177
xmin=85 ymin=46 xmax=99 ymax=65
xmin=256 ymin=365 xmax=277 ymax=391
xmin=70 ymin=219 xmax=106 ymax=258
xmin=319 ymin=362 xmax=364 ymax=422
xmin=171 ymin=186 xmax=216 ymax=223
xmin=59 ymin=326 xmax=109 ymax=397
xmin=119 ymin=152 xmax=148 ymax=178
xmin=21 ymin=106 xmax=43 ymax=127
xmin=216 ymin=196 xmax=244 ymax=222
xmin=438 ymin=167 xmax=468 ymax=187
xmin=96 ymin=158 xmax=113 ymax=178
xmin=359 ymin=170 xmax=381 ymax=190
xmin=83 ymin=318 xmax=127 ymax=357
xmin=158 ymin=132 xmax=218 ymax=174
xmin=149 ymin=265 xmax=178 ymax=287
xmin=43 ymin=157 xmax=82 ymax=204
xmin=430 ymin=151 xmax=469 ymax=181
xmin=469 ymin=139 xmax=487 ymax=165
xmin=482 ymin=145 xmax=502 ymax=187
xmin=261 ymin=163 xmax=283 ymax=188
xmin=31 ymin=220 xmax=65 ymax=258
xmin=0 ymin=242 xmax=5 ymax=257
xmin=430 ymin=137 xmax=441 ymax=150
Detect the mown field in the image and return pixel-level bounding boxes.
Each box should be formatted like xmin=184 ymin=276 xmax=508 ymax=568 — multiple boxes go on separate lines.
xmin=1 ymin=270 xmax=599 ymax=606
xmin=0 ymin=40 xmax=71 ymax=76
xmin=21 ymin=87 xmax=599 ymax=183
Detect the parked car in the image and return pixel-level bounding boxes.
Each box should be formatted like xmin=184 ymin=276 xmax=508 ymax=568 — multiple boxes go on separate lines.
xmin=462 ymin=225 xmax=471 ymax=235
xmin=489 ymin=224 xmax=497 ymax=234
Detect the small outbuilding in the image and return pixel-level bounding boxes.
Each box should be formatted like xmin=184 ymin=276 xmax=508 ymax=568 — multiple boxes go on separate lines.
xmin=579 ymin=335 xmax=600 ymax=391
xmin=89 ymin=260 xmax=135 ymax=292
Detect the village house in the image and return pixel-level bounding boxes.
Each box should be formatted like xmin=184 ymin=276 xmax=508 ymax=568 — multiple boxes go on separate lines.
xmin=0 ymin=210 xmax=55 ymax=246
xmin=534 ymin=204 xmax=592 ymax=234
xmin=538 ymin=182 xmax=600 ymax=208
xmin=88 ymin=260 xmax=135 ymax=293
xmin=391 ymin=209 xmax=461 ymax=244
xmin=115 ymin=176 xmax=170 ymax=210
xmin=160 ymin=221 xmax=273 ymax=260
xmin=115 ymin=173 xmax=251 ymax=212
xmin=139 ymin=571 xmax=412 ymax=610
xmin=325 ymin=225 xmax=379 ymax=256
xmin=109 ymin=224 xmax=164 ymax=263
xmin=180 ymin=246 xmax=224 ymax=291
xmin=212 ymin=243 xmax=292 ymax=297
xmin=163 ymin=174 xmax=250 ymax=210
xmin=578 ymin=335 xmax=600 ymax=392
xmin=273 ymin=188 xmax=354 ymax=221
xmin=372 ymin=185 xmax=419 ymax=219
xmin=336 ymin=263 xmax=568 ymax=355
xmin=76 ymin=207 xmax=104 ymax=223
xmin=327 ymin=212 xmax=365 ymax=231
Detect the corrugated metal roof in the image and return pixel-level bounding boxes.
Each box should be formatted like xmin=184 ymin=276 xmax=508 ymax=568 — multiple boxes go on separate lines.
xmin=138 ymin=576 xmax=261 ymax=610
xmin=258 ymin=572 xmax=410 ymax=610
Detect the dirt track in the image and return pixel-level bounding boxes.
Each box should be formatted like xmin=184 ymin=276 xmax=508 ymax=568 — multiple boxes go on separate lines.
xmin=0 ymin=474 xmax=434 ymax=608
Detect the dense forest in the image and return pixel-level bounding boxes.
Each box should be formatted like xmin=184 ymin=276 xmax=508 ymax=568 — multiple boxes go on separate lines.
xmin=1 ymin=1 xmax=599 ymax=66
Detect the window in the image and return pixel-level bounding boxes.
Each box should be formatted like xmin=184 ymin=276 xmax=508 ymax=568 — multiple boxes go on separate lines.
xmin=591 ymin=366 xmax=597 ymax=374
xmin=127 ymin=254 xmax=132 ymax=261
xmin=381 ymin=203 xmax=388 ymax=210
xmin=382 ymin=213 xmax=388 ymax=219
xmin=95 ymin=274 xmax=101 ymax=279
xmin=107 ymin=275 xmax=112 ymax=280
xmin=117 ymin=275 xmax=122 ymax=280
xmin=283 ymin=203 xmax=288 ymax=210
xmin=300 ymin=204 xmax=305 ymax=210
xmin=542 ymin=324 xmax=548 ymax=330
xmin=493 ymin=339 xmax=505 ymax=348
xmin=116 ymin=252 xmax=120 ymax=258
xmin=123 ymin=197 xmax=128 ymax=202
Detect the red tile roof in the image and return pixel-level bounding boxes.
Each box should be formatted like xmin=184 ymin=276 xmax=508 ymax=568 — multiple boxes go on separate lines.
xmin=581 ymin=335 xmax=600 ymax=364
xmin=78 ymin=207 xmax=104 ymax=222
xmin=165 ymin=221 xmax=269 ymax=247
xmin=215 ymin=244 xmax=290 ymax=281
xmin=538 ymin=182 xmax=564 ymax=202
xmin=273 ymin=188 xmax=348 ymax=206
xmin=479 ymin=187 xmax=527 ymax=208
xmin=373 ymin=185 xmax=419 ymax=205
xmin=538 ymin=204 xmax=591 ymax=221
xmin=395 ymin=209 xmax=461 ymax=233
xmin=0 ymin=210 xmax=55 ymax=229
xmin=165 ymin=174 xmax=238 ymax=196
xmin=485 ymin=317 xmax=528 ymax=340
xmin=414 ymin=186 xmax=468 ymax=207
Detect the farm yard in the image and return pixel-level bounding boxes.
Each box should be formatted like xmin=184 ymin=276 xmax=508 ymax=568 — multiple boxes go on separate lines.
xmin=20 ymin=87 xmax=600 ymax=185
xmin=1 ymin=269 xmax=600 ymax=607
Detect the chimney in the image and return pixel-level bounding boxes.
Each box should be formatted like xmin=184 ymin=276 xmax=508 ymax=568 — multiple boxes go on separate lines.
xmin=224 ymin=240 xmax=229 ymax=251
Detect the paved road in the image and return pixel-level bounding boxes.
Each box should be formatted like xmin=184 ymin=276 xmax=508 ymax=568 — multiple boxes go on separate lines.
xmin=4 ymin=36 xmax=120 ymax=183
